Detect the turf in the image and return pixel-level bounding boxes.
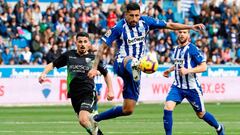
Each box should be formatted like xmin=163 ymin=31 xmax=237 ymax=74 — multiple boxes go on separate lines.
xmin=0 ymin=103 xmax=239 ymax=135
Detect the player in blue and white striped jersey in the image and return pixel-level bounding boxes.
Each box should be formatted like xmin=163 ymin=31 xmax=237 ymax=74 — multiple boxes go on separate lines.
xmin=88 ymin=3 xmax=205 ymax=133
xmin=163 ymin=30 xmax=224 ymax=135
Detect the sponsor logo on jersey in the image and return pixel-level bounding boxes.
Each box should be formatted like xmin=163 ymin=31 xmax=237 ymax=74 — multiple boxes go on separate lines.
xmin=69 ymin=56 xmax=77 ymax=59
xmin=174 ymin=58 xmax=184 ymax=66
xmin=127 ymin=35 xmax=145 ymax=45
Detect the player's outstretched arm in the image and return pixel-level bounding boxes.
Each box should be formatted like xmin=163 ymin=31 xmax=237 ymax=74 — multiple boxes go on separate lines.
xmin=166 ymin=22 xmax=205 ymax=33
xmin=179 ymin=62 xmax=207 ymax=76
xmin=39 ymin=62 xmax=54 ymax=83
xmin=88 ymin=42 xmax=108 ymax=79
xmin=104 ymin=73 xmax=114 ymax=101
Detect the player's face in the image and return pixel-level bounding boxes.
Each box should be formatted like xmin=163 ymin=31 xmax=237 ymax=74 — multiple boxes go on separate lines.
xmin=76 ymin=36 xmax=90 ymax=54
xmin=125 ymin=10 xmax=140 ymax=27
xmin=177 ymin=30 xmax=190 ymax=44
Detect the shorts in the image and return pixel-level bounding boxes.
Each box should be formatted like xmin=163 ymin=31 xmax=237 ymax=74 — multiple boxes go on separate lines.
xmin=166 ymin=85 xmax=205 ymax=112
xmin=113 ymin=59 xmax=140 ymax=101
xmin=71 ymin=91 xmax=97 ymax=114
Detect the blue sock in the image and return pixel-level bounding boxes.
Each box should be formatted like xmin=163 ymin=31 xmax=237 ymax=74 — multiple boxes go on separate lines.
xmin=94 ymin=106 xmax=124 ymax=122
xmin=125 ymin=59 xmax=133 ymax=75
xmin=163 ymin=110 xmax=173 ymax=135
xmin=202 ymin=112 xmax=220 ymax=129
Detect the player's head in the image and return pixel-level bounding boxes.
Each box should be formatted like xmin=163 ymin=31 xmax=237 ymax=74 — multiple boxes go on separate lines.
xmin=177 ymin=30 xmax=190 ymax=45
xmin=125 ymin=3 xmax=140 ymax=27
xmin=76 ymin=32 xmax=90 ymax=54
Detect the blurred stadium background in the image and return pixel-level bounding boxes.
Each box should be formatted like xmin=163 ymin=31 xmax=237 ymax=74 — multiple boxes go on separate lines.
xmin=0 ymin=0 xmax=240 ymax=134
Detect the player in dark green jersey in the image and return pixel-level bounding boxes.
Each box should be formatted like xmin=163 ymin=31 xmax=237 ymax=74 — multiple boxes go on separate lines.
xmin=39 ymin=32 xmax=114 ymax=135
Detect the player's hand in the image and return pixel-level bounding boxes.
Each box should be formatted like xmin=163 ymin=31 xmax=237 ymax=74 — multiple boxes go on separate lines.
xmin=192 ymin=24 xmax=205 ymax=34
xmin=179 ymin=67 xmax=189 ymax=76
xmin=107 ymin=89 xmax=114 ymax=101
xmin=88 ymin=69 xmax=98 ymax=79
xmin=163 ymin=70 xmax=170 ymax=78
xmin=38 ymin=73 xmax=46 ymax=84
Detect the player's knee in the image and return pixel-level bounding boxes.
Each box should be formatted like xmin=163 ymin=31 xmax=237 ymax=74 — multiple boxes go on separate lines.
xmin=164 ymin=103 xmax=175 ymax=111
xmin=79 ymin=116 xmax=89 ymax=127
xmin=196 ymin=111 xmax=205 ymax=119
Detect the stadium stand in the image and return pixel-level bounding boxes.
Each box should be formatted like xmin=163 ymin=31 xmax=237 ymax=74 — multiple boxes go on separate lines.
xmin=0 ymin=0 xmax=239 ymax=65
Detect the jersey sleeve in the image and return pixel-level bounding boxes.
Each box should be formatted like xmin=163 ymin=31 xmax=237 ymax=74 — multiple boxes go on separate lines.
xmin=97 ymin=61 xmax=108 ymax=76
xmin=52 ymin=52 xmax=68 ymax=68
xmin=101 ymin=25 xmax=122 ymax=47
xmin=189 ymin=44 xmax=206 ymax=65
xmin=142 ymin=16 xmax=167 ymax=30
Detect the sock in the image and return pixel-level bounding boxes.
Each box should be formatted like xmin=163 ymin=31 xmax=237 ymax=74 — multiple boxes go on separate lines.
xmin=94 ymin=106 xmax=124 ymax=122
xmin=93 ymin=103 xmax=98 ymax=113
xmin=125 ymin=59 xmax=133 ymax=75
xmin=163 ymin=110 xmax=173 ymax=135
xmin=202 ymin=112 xmax=220 ymax=130
xmin=85 ymin=127 xmax=92 ymax=135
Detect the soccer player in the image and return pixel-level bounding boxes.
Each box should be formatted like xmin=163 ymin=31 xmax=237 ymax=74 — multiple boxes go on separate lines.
xmin=162 ymin=30 xmax=224 ymax=135
xmin=87 ymin=2 xmax=205 ymax=132
xmin=38 ymin=32 xmax=114 ymax=135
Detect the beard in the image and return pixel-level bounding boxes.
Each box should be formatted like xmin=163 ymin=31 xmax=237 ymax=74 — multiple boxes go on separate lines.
xmin=178 ymin=37 xmax=188 ymax=44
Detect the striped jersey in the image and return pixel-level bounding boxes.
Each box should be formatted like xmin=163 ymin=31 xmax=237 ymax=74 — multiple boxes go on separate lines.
xmin=101 ymin=16 xmax=167 ymax=63
xmin=172 ymin=43 xmax=205 ymax=90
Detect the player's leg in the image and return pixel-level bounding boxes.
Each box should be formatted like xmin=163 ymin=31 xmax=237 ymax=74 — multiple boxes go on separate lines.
xmin=79 ymin=110 xmax=94 ymax=135
xmin=186 ymin=89 xmax=224 ymax=135
xmin=163 ymin=86 xmax=184 ymax=135
xmin=71 ymin=92 xmax=103 ymax=135
xmin=123 ymin=56 xmax=141 ymax=81
xmin=93 ymin=58 xmax=140 ymax=122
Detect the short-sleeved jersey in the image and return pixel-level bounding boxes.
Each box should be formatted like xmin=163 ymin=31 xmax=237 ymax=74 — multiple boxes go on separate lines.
xmin=102 ymin=16 xmax=167 ymax=62
xmin=172 ymin=43 xmax=206 ymax=90
xmin=53 ymin=50 xmax=108 ymax=97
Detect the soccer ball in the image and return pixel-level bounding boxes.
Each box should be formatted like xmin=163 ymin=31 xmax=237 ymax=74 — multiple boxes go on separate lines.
xmin=139 ymin=54 xmax=159 ymax=74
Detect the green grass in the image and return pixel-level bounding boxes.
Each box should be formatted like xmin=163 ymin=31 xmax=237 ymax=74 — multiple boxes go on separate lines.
xmin=0 ymin=103 xmax=239 ymax=135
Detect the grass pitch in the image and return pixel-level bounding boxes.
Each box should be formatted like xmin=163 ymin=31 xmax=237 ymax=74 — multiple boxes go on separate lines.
xmin=0 ymin=103 xmax=239 ymax=135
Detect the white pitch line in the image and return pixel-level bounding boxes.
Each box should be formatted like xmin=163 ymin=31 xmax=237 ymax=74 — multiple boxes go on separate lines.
xmin=0 ymin=130 xmax=239 ymax=135
xmin=0 ymin=121 xmax=240 ymax=125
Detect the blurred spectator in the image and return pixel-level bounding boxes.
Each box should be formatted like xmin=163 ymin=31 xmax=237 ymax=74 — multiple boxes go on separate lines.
xmin=165 ymin=8 xmax=175 ymax=22
xmin=21 ymin=46 xmax=32 ymax=64
xmin=30 ymin=34 xmax=43 ymax=60
xmin=107 ymin=9 xmax=117 ymax=29
xmin=210 ymin=36 xmax=219 ymax=51
xmin=46 ymin=44 xmax=61 ymax=63
xmin=189 ymin=0 xmax=201 ymax=24
xmin=1 ymin=47 xmax=12 ymax=64
xmin=12 ymin=45 xmax=21 ymax=64
xmin=32 ymin=5 xmax=42 ymax=25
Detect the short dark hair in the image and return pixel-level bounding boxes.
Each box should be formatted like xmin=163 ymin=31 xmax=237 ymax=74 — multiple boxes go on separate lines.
xmin=126 ymin=3 xmax=140 ymax=12
xmin=76 ymin=32 xmax=89 ymax=39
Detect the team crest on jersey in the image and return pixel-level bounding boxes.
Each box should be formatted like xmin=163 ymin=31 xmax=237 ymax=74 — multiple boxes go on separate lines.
xmin=85 ymin=58 xmax=91 ymax=63
xmin=105 ymin=30 xmax=112 ymax=37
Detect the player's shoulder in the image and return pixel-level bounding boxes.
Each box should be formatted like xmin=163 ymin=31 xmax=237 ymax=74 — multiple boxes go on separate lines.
xmin=188 ymin=43 xmax=201 ymax=54
xmin=114 ymin=19 xmax=125 ymax=29
xmin=86 ymin=53 xmax=95 ymax=59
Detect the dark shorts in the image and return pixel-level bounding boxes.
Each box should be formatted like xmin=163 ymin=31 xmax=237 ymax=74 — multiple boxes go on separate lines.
xmin=113 ymin=59 xmax=140 ymax=101
xmin=71 ymin=91 xmax=97 ymax=114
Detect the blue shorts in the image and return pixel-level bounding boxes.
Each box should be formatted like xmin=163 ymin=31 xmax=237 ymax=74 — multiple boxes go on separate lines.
xmin=113 ymin=59 xmax=140 ymax=101
xmin=166 ymin=85 xmax=205 ymax=112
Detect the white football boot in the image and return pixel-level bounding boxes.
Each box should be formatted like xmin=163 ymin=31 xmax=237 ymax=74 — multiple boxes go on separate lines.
xmin=131 ymin=58 xmax=141 ymax=82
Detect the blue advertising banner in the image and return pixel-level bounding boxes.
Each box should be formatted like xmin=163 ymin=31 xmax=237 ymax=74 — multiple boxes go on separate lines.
xmin=0 ymin=65 xmax=239 ymax=78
